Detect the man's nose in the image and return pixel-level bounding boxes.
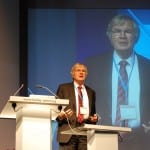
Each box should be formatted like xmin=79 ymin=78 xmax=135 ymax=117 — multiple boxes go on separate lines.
xmin=120 ymin=31 xmax=126 ymax=37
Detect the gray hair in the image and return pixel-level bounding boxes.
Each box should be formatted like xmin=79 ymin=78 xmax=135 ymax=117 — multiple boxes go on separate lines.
xmin=70 ymin=63 xmax=88 ymax=75
xmin=106 ymin=15 xmax=140 ymax=42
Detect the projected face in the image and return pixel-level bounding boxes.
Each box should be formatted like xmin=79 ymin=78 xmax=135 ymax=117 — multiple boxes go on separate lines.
xmin=110 ymin=21 xmax=136 ymax=54
xmin=107 ymin=15 xmax=140 ymax=59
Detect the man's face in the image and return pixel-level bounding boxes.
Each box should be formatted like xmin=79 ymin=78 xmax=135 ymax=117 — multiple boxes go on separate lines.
xmin=72 ymin=65 xmax=87 ymax=84
xmin=109 ymin=21 xmax=137 ymax=52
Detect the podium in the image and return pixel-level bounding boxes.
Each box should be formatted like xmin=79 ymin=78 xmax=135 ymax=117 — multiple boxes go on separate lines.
xmin=61 ymin=124 xmax=131 ymax=150
xmin=0 ymin=95 xmax=69 ymax=150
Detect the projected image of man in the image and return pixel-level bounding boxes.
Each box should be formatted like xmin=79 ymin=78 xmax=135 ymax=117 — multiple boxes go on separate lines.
xmin=86 ymin=14 xmax=150 ymax=129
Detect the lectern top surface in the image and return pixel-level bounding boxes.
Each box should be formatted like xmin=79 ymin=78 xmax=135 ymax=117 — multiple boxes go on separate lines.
xmin=0 ymin=95 xmax=69 ymax=119
xmin=9 ymin=95 xmax=69 ymax=105
xmin=83 ymin=124 xmax=132 ymax=132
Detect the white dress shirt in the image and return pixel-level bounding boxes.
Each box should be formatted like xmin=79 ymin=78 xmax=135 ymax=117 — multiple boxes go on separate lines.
xmin=74 ymin=81 xmax=89 ymax=119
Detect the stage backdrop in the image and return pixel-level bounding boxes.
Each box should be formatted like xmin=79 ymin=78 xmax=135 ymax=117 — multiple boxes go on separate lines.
xmin=28 ymin=9 xmax=150 ymax=150
xmin=0 ymin=0 xmax=19 ymax=149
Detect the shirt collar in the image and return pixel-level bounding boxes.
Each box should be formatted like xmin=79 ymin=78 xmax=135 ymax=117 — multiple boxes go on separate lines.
xmin=73 ymin=81 xmax=84 ymax=89
xmin=113 ymin=51 xmax=135 ymax=66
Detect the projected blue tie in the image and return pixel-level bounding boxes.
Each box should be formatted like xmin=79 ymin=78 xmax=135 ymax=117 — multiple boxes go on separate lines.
xmin=116 ymin=60 xmax=128 ymax=126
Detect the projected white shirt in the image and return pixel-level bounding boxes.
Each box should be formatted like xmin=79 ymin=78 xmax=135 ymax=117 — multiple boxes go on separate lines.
xmin=112 ymin=51 xmax=140 ymax=128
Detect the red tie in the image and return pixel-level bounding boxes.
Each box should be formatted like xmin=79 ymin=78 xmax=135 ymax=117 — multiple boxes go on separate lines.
xmin=77 ymin=86 xmax=84 ymax=123
xmin=115 ymin=60 xmax=128 ymax=126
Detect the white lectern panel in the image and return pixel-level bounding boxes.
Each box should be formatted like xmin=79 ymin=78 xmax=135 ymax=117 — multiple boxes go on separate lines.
xmin=87 ymin=132 xmax=118 ymax=150
xmin=85 ymin=124 xmax=131 ymax=150
xmin=0 ymin=95 xmax=69 ymax=150
xmin=16 ymin=105 xmax=52 ymax=150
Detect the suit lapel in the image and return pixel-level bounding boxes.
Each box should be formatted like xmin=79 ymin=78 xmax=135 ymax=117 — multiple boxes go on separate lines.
xmin=69 ymin=83 xmax=77 ymax=111
xmin=85 ymin=86 xmax=92 ymax=113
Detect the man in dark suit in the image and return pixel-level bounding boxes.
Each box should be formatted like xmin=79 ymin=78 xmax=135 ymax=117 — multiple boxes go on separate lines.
xmin=86 ymin=15 xmax=150 ymax=150
xmin=56 ymin=63 xmax=98 ymax=150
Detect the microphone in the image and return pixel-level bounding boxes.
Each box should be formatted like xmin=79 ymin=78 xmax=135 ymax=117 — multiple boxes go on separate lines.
xmin=28 ymin=87 xmax=34 ymax=95
xmin=58 ymin=105 xmax=62 ymax=112
xmin=13 ymin=84 xmax=24 ymax=96
xmin=12 ymin=83 xmax=24 ymax=111
xmin=35 ymin=84 xmax=58 ymax=98
xmin=35 ymin=84 xmax=62 ymax=111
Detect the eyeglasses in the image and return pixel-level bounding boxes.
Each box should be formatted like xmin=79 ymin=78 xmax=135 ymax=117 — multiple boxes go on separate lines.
xmin=74 ymin=69 xmax=87 ymax=73
xmin=111 ymin=29 xmax=134 ymax=36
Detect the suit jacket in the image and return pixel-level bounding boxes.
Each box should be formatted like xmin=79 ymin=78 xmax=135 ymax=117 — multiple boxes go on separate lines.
xmin=86 ymin=51 xmax=150 ymax=150
xmin=56 ymin=82 xmax=96 ymax=143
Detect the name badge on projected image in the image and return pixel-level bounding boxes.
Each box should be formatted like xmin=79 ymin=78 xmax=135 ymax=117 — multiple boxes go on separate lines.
xmin=120 ymin=105 xmax=137 ymax=120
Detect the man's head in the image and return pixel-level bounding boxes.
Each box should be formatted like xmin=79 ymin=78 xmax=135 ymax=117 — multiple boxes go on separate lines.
xmin=106 ymin=15 xmax=140 ymax=58
xmin=70 ymin=63 xmax=88 ymax=85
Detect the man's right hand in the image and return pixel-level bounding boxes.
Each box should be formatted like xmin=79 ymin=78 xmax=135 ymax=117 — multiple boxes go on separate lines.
xmin=58 ymin=109 xmax=73 ymax=120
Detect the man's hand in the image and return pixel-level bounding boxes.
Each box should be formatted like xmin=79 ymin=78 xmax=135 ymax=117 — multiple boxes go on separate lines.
xmin=89 ymin=114 xmax=98 ymax=123
xmin=58 ymin=109 xmax=73 ymax=120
